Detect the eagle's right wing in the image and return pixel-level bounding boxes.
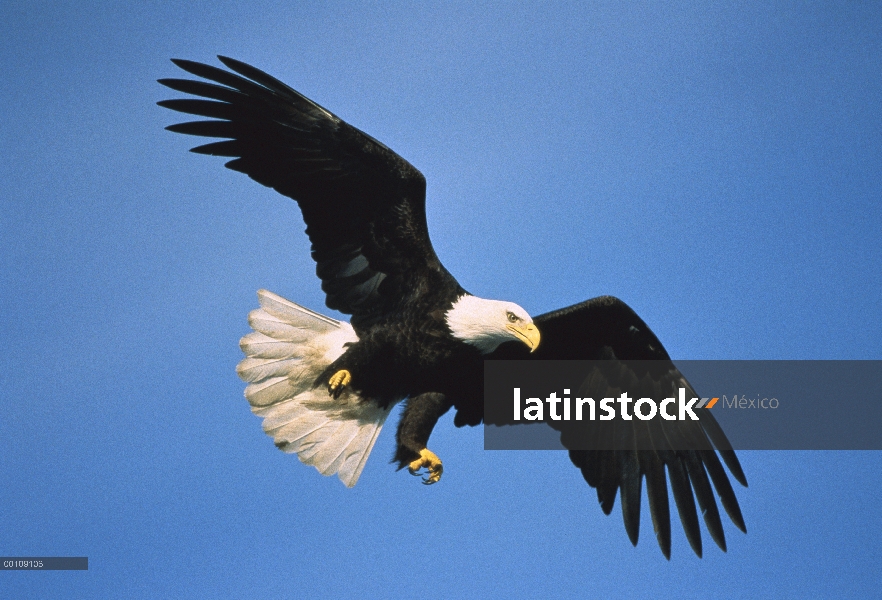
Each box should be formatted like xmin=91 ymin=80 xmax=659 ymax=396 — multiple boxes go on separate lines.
xmin=159 ymin=57 xmax=460 ymax=330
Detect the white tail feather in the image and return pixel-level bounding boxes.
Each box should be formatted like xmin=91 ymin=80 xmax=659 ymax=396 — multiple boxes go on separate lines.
xmin=238 ymin=289 xmax=394 ymax=487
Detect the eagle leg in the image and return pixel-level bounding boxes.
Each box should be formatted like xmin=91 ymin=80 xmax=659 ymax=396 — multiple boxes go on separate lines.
xmin=395 ymin=392 xmax=453 ymax=484
xmin=327 ymin=369 xmax=351 ymax=398
xmin=408 ymin=448 xmax=444 ymax=485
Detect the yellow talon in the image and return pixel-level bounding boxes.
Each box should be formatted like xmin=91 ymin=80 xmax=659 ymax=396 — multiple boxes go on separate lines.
xmin=328 ymin=369 xmax=351 ymax=397
xmin=408 ymin=448 xmax=443 ymax=485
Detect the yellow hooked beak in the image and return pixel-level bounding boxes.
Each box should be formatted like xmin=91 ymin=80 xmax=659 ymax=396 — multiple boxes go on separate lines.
xmin=507 ymin=322 xmax=541 ymax=353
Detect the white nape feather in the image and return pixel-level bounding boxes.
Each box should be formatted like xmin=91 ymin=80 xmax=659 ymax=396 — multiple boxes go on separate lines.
xmin=445 ymin=294 xmax=534 ymax=354
xmin=237 ymin=289 xmax=398 ymax=487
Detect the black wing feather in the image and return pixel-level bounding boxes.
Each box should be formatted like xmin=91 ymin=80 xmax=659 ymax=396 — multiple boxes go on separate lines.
xmin=619 ymin=451 xmax=643 ymax=546
xmin=682 ymin=451 xmax=727 ymax=552
xmin=159 ymin=57 xmax=460 ymax=330
xmin=666 ymin=452 xmax=703 ymax=557
xmin=644 ymin=451 xmax=672 ymax=558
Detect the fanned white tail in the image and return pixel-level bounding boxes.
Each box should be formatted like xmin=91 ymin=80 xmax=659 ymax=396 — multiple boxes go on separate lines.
xmin=237 ymin=289 xmax=393 ymax=487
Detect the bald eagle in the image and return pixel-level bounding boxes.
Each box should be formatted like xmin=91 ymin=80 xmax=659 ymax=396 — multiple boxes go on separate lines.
xmin=159 ymin=57 xmax=747 ymax=558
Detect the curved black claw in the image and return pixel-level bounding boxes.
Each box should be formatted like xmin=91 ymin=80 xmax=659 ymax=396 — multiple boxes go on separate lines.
xmin=407 ymin=448 xmax=443 ymax=485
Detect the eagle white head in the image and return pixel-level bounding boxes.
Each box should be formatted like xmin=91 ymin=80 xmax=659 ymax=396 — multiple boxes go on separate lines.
xmin=445 ymin=295 xmax=541 ymax=354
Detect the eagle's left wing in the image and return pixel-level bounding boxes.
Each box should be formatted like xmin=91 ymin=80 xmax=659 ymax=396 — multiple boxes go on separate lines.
xmin=488 ymin=296 xmax=747 ymax=559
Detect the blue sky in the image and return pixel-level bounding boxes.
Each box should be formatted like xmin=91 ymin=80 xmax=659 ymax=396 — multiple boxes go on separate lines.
xmin=2 ymin=1 xmax=880 ymax=597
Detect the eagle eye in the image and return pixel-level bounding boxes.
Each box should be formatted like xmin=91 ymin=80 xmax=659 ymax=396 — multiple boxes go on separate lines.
xmin=506 ymin=311 xmax=519 ymax=323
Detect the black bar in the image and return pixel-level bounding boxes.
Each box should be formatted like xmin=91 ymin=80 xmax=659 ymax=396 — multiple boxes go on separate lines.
xmin=484 ymin=360 xmax=882 ymax=450
xmin=0 ymin=557 xmax=88 ymax=570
